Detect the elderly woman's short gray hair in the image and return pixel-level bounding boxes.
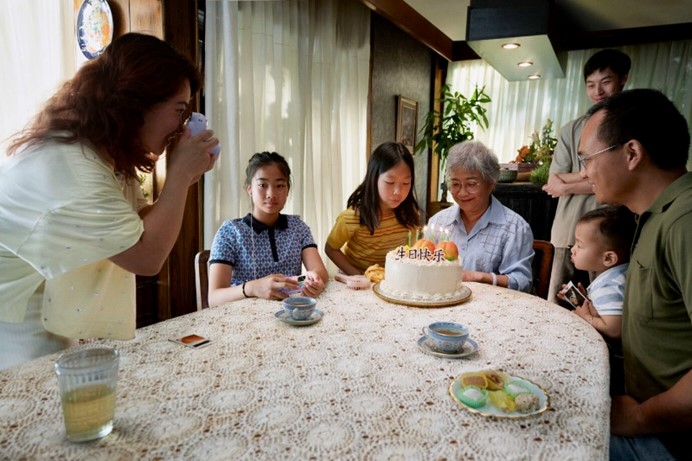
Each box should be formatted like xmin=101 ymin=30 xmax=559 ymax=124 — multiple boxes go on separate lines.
xmin=445 ymin=140 xmax=500 ymax=184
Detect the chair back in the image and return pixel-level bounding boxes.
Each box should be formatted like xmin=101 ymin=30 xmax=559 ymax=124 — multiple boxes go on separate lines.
xmin=532 ymin=240 xmax=555 ymax=300
xmin=195 ymin=250 xmax=210 ymax=310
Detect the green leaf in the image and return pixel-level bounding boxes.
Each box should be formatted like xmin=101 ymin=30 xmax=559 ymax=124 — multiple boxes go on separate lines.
xmin=414 ymin=84 xmax=492 ymax=165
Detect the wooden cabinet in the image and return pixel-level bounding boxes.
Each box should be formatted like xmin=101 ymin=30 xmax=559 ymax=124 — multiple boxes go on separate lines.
xmin=494 ymin=182 xmax=557 ymax=241
xmin=426 ymin=200 xmax=452 ymax=219
xmin=136 ymin=275 xmax=159 ymax=328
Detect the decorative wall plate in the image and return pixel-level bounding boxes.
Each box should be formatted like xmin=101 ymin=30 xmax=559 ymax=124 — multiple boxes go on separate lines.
xmin=77 ymin=0 xmax=114 ymax=59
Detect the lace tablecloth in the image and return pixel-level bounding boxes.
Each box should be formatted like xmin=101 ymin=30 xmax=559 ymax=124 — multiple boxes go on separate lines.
xmin=0 ymin=282 xmax=610 ymax=460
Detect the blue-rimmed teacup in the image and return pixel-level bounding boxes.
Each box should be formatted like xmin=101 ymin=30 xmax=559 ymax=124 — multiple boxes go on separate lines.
xmin=422 ymin=321 xmax=469 ymax=353
xmin=283 ymin=297 xmax=316 ymax=321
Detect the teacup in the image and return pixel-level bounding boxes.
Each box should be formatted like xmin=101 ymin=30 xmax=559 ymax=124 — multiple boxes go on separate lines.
xmin=422 ymin=321 xmax=469 ymax=353
xmin=283 ymin=297 xmax=316 ymax=321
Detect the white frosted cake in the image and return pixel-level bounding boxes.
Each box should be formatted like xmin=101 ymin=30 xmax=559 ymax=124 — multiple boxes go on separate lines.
xmin=379 ymin=245 xmax=465 ymax=301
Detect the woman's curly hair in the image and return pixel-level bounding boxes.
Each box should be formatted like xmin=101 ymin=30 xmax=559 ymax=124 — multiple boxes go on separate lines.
xmin=8 ymin=33 xmax=201 ymax=179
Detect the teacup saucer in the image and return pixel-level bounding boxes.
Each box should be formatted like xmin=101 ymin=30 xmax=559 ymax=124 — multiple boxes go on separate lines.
xmin=417 ymin=336 xmax=478 ymax=359
xmin=274 ymin=309 xmax=324 ymax=326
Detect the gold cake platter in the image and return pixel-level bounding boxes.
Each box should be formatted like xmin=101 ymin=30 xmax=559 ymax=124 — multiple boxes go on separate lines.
xmin=373 ymin=283 xmax=472 ymax=308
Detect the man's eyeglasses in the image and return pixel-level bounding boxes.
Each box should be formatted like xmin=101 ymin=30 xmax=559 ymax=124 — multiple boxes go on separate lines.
xmin=578 ymin=144 xmax=618 ymax=169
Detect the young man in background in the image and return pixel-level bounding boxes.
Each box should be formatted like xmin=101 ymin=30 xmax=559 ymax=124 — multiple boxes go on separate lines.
xmin=543 ymin=49 xmax=631 ymax=305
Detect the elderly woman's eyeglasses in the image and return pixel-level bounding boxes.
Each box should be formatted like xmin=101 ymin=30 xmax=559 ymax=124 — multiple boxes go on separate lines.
xmin=449 ymin=180 xmax=481 ymax=193
xmin=578 ymin=144 xmax=618 ymax=169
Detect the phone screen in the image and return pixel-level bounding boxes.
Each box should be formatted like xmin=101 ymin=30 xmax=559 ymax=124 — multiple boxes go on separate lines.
xmin=562 ymin=282 xmax=587 ymax=308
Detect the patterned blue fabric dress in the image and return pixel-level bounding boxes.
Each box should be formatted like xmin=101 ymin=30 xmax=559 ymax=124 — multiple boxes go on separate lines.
xmin=210 ymin=213 xmax=317 ymax=286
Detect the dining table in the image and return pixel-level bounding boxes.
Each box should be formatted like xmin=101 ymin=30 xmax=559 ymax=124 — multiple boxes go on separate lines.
xmin=0 ymin=281 xmax=611 ymax=460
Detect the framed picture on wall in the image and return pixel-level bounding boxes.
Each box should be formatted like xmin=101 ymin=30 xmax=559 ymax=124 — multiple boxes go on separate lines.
xmin=396 ymin=95 xmax=418 ymax=153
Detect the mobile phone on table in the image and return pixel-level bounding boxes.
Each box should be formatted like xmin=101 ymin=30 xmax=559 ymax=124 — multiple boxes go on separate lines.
xmin=169 ymin=334 xmax=211 ymax=348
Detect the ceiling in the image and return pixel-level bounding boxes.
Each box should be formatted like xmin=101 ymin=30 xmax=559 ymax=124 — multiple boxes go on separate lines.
xmin=382 ymin=0 xmax=692 ymax=80
xmin=404 ymin=0 xmax=692 ymax=45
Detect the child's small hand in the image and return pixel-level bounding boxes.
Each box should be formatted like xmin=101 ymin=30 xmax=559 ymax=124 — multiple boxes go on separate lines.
xmin=300 ymin=271 xmax=325 ymax=298
xmin=576 ymin=282 xmax=588 ymax=298
xmin=574 ymin=299 xmax=600 ymax=324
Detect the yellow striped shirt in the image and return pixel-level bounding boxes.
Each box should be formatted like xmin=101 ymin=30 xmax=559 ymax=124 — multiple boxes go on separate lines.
xmin=326 ymin=208 xmax=411 ymax=271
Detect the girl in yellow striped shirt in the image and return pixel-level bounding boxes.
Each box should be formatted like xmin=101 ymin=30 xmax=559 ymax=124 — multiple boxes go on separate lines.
xmin=325 ymin=142 xmax=421 ymax=274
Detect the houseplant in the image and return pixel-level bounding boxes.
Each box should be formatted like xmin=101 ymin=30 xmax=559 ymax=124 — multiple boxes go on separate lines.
xmin=414 ymin=83 xmax=491 ymax=201
xmin=514 ymin=118 xmax=557 ymax=165
xmin=511 ymin=118 xmax=557 ymax=185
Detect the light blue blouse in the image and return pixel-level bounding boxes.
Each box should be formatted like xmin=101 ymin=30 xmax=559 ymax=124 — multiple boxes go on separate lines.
xmin=428 ymin=197 xmax=534 ymax=292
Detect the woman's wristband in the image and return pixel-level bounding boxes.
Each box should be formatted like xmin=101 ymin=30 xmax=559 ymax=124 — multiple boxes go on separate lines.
xmin=242 ymin=281 xmax=249 ymax=298
xmin=491 ymin=273 xmax=498 ymax=286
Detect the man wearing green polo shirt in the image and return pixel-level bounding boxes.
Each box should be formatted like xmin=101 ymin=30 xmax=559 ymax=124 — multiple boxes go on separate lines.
xmin=579 ymin=89 xmax=691 ymax=460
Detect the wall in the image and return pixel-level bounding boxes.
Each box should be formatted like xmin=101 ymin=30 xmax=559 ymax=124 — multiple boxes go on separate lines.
xmin=370 ymin=13 xmax=434 ymax=218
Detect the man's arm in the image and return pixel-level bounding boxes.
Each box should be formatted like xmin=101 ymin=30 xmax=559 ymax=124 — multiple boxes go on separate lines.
xmin=611 ymin=369 xmax=692 ymax=436
xmin=542 ymin=172 xmax=594 ymax=197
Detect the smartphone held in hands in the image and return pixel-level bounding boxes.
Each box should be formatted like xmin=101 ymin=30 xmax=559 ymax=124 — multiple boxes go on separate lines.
xmin=186 ymin=112 xmax=221 ymax=157
xmin=279 ymin=275 xmax=306 ymax=296
xmin=561 ymin=281 xmax=587 ymax=309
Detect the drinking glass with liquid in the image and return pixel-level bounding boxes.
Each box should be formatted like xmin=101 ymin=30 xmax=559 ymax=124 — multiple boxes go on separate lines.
xmin=55 ymin=347 xmax=119 ymax=442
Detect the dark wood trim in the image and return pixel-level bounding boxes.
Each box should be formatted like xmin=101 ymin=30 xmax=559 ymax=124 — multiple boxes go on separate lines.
xmin=366 ymin=15 xmax=375 ymax=158
xmin=426 ymin=58 xmax=447 ymax=212
xmin=451 ymin=41 xmax=480 ymax=61
xmin=106 ymin=0 xmax=130 ymax=35
xmin=160 ymin=0 xmax=201 ymax=320
xmin=554 ymin=23 xmax=692 ymax=51
xmin=357 ymin=0 xmax=453 ymax=61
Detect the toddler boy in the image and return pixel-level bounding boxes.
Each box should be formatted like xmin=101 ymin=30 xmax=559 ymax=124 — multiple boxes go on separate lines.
xmin=559 ymin=205 xmax=635 ymax=395
xmin=560 ymin=205 xmax=635 ymax=339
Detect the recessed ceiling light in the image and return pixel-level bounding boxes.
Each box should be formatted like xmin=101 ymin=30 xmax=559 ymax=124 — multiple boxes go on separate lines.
xmin=528 ymin=74 xmax=541 ymax=80
xmin=518 ymin=61 xmax=533 ymax=67
xmin=501 ymin=42 xmax=520 ymax=49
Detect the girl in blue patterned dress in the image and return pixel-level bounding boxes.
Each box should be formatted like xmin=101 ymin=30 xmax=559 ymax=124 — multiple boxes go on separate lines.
xmin=208 ymin=152 xmax=328 ymax=304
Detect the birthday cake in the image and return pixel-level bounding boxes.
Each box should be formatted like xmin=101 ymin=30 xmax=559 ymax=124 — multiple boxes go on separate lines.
xmin=379 ymin=240 xmax=465 ymax=302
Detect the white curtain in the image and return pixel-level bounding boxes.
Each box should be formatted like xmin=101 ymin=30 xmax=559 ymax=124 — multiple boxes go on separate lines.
xmin=203 ymin=0 xmax=371 ymax=273
xmin=0 ymin=1 xmax=76 ymax=160
xmin=448 ymin=40 xmax=692 ymax=167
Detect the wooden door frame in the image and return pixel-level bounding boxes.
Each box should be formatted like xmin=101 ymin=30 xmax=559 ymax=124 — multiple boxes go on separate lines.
xmin=159 ymin=0 xmax=201 ymax=320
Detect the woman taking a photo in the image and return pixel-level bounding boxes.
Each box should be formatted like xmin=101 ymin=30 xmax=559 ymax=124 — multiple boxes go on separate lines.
xmin=0 ymin=33 xmax=218 ymax=369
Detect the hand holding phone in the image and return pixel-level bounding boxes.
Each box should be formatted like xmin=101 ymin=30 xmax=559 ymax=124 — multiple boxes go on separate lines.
xmin=560 ymin=281 xmax=587 ymax=309
xmin=279 ymin=275 xmax=305 ymax=296
xmin=186 ymin=112 xmax=221 ymax=157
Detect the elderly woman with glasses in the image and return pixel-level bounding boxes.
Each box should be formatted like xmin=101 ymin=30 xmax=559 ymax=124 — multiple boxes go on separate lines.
xmin=427 ymin=141 xmax=534 ymax=292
